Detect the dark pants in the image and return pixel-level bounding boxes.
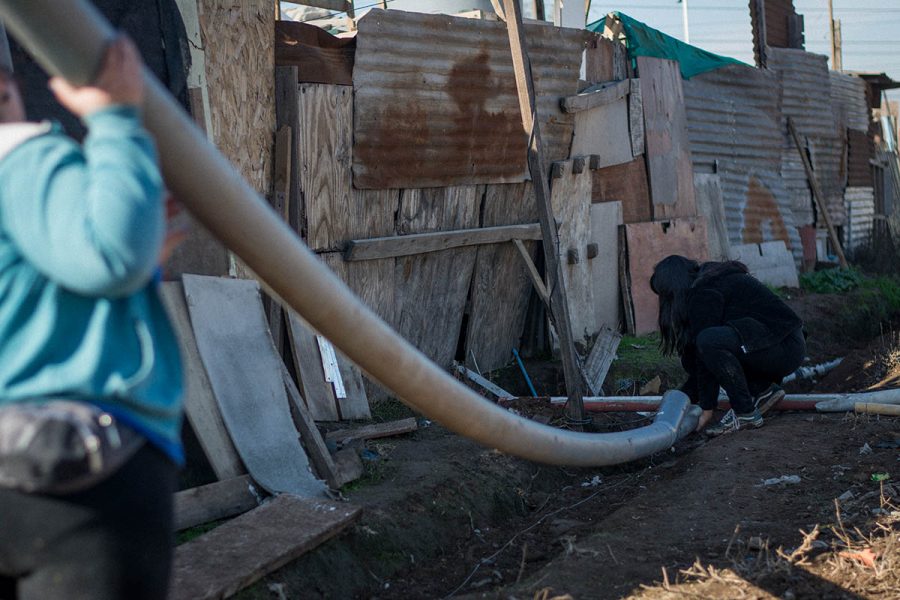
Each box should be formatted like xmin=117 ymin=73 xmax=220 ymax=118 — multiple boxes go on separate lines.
xmin=684 ymin=326 xmax=806 ymax=413
xmin=0 ymin=445 xmax=176 ymax=600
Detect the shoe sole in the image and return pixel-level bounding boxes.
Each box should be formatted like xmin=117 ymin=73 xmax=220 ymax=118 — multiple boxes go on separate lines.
xmin=755 ymin=389 xmax=785 ymax=416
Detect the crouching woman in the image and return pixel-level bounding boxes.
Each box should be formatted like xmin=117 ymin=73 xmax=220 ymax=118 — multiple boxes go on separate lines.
xmin=650 ymin=255 xmax=806 ymax=436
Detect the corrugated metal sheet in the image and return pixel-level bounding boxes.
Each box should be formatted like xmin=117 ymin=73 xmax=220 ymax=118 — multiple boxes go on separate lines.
xmin=830 ymin=72 xmax=869 ymax=133
xmin=848 ymin=128 xmax=874 ymax=187
xmin=844 ymin=186 xmax=875 ymax=253
xmin=352 ymin=9 xmax=590 ymax=189
xmin=768 ymin=48 xmax=845 ymax=227
xmin=683 ymin=64 xmax=803 ymax=264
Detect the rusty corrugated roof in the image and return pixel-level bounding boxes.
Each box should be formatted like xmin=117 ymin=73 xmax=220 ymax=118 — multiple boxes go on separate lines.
xmin=352 ymin=9 xmax=590 ymax=189
xmin=683 ymin=64 xmax=802 ymax=261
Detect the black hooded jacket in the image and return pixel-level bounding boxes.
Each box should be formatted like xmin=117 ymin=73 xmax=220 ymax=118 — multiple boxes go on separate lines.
xmin=685 ymin=264 xmax=803 ymax=353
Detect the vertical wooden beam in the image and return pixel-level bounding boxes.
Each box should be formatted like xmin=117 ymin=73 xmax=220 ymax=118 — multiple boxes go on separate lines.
xmin=501 ymin=0 xmax=586 ymax=426
xmin=752 ymin=0 xmax=767 ymax=68
xmin=788 ymin=118 xmax=848 ymax=269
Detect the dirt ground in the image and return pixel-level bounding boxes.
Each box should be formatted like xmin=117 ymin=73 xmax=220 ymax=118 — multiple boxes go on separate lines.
xmin=234 ymin=290 xmax=900 ymax=600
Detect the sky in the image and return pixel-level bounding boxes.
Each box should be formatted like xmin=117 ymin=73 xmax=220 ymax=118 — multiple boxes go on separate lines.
xmin=586 ymin=0 xmax=900 ymax=107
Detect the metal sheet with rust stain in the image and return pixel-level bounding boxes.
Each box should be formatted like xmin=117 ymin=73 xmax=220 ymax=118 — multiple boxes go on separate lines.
xmin=352 ymin=9 xmax=590 ymax=189
xmin=683 ymin=64 xmax=802 ymax=261
xmin=623 ymin=218 xmax=709 ymax=336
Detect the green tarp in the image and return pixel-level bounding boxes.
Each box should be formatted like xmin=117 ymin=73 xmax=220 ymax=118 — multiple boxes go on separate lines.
xmin=587 ymin=12 xmax=748 ymax=79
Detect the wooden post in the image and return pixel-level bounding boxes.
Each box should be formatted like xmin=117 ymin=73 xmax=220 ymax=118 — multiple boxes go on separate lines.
xmin=788 ymin=117 xmax=848 ymax=268
xmin=752 ymin=0 xmax=767 ymax=68
xmin=501 ymin=0 xmax=586 ymax=426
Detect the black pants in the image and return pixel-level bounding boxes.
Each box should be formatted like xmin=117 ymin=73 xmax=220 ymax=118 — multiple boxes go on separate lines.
xmin=0 ymin=445 xmax=176 ymax=600
xmin=683 ymin=326 xmax=806 ymax=413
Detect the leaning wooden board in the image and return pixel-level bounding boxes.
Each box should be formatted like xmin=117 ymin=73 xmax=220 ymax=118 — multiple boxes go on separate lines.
xmin=637 ymin=56 xmax=696 ymax=220
xmin=182 ymin=275 xmax=325 ymax=497
xmin=160 ymin=282 xmax=245 ymax=481
xmin=591 ymin=157 xmax=651 ymax=224
xmin=170 ymin=494 xmax=361 ymax=600
xmin=621 ymin=218 xmax=709 ymax=335
xmin=589 ymin=201 xmax=623 ymax=333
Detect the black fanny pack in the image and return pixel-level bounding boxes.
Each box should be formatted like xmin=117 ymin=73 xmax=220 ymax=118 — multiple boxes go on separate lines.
xmin=0 ymin=400 xmax=145 ymax=495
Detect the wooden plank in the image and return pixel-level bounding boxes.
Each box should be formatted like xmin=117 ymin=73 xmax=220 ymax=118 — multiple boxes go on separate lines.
xmin=395 ymin=186 xmax=481 ymax=369
xmin=693 ymin=173 xmax=731 ymax=261
xmin=628 ymin=79 xmax=644 ymax=157
xmin=279 ymin=363 xmax=345 ymax=488
xmin=325 ymin=418 xmax=419 ymax=446
xmin=265 ymin=124 xmax=293 ymax=354
xmin=560 ymin=79 xmax=630 ymax=113
xmin=618 ymin=225 xmax=636 ymax=335
xmin=464 ymin=183 xmax=540 ymax=373
xmin=286 ymin=313 xmax=340 ymax=421
xmin=589 ymin=201 xmax=623 ymax=333
xmin=591 ymin=157 xmax=652 ymax=224
xmin=333 ymin=346 xmax=371 ymax=421
xmin=570 ymin=97 xmax=633 ymax=168
xmin=514 ymin=238 xmax=551 ymax=307
xmin=584 ymin=37 xmax=618 ymax=83
xmin=456 ymin=364 xmax=515 ymax=400
xmin=170 ymin=495 xmax=361 ymax=600
xmin=788 ymin=117 xmax=848 ymax=268
xmin=183 ymin=276 xmax=326 ymax=497
xmin=551 ymin=159 xmax=596 ymax=347
xmin=582 ymin=325 xmax=622 ymax=396
xmin=275 ymin=66 xmax=301 ymax=232
xmin=503 ymin=0 xmax=586 ymax=423
xmin=174 ymin=475 xmax=260 ymax=532
xmin=160 ymin=283 xmax=245 ymax=481
xmin=637 ymin=56 xmax=696 ymax=219
xmin=622 ymin=219 xmax=710 ymax=335
xmin=344 ymin=223 xmax=543 ymax=261
xmin=331 ymin=448 xmax=363 ymax=484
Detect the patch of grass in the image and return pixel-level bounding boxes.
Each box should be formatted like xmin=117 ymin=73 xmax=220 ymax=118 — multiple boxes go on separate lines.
xmin=369 ymin=397 xmax=416 ymax=423
xmin=800 ymin=267 xmax=864 ymax=294
xmin=608 ymin=333 xmax=683 ymax=394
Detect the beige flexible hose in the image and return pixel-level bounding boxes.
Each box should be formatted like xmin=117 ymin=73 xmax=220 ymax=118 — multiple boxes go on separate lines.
xmin=0 ymin=0 xmax=698 ymax=466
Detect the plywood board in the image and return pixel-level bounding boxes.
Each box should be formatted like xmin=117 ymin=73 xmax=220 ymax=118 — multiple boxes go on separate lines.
xmin=731 ymin=241 xmax=799 ymax=288
xmin=693 ymin=173 xmax=731 ymax=261
xmin=395 ymin=186 xmax=482 ymax=368
xmin=570 ymin=97 xmax=633 ymax=168
xmin=583 ymin=325 xmax=622 ymax=396
xmin=182 ymin=275 xmax=326 ymax=497
xmin=296 ymin=84 xmax=401 ymax=252
xmin=160 ymin=283 xmax=245 ymax=481
xmin=637 ymin=56 xmax=696 ymax=219
xmin=591 ymin=157 xmax=652 ymax=224
xmin=171 ymin=495 xmax=360 ymax=600
xmin=465 ymin=183 xmax=539 ymax=373
xmin=550 ymin=160 xmax=596 ymax=346
xmin=590 ymin=201 xmax=623 ymax=333
xmin=623 ymin=218 xmax=710 ymax=335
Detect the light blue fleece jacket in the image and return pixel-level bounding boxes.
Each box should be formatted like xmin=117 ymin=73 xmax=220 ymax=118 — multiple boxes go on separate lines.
xmin=0 ymin=106 xmax=184 ymax=464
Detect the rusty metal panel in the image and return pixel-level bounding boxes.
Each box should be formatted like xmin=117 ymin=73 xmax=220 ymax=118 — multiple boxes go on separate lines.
xmin=830 ymin=72 xmax=869 ymax=133
xmin=768 ymin=48 xmax=845 ymax=227
xmin=352 ymin=9 xmax=590 ymax=189
xmin=844 ymin=186 xmax=875 ymax=253
xmin=847 ymin=128 xmax=874 ymax=187
xmin=683 ymin=64 xmax=802 ymax=263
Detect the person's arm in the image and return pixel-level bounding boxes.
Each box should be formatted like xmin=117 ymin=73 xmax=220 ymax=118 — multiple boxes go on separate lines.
xmin=0 ymin=109 xmax=163 ymax=297
xmin=0 ymin=36 xmax=162 ymax=298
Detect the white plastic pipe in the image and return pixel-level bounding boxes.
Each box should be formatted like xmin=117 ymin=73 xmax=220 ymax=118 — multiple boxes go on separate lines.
xmin=0 ymin=0 xmax=699 ymax=466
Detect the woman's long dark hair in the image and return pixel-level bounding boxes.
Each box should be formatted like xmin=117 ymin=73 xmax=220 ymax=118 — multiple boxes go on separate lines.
xmin=650 ymin=256 xmax=750 ymax=356
xmin=650 ymin=255 xmax=699 ymax=356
